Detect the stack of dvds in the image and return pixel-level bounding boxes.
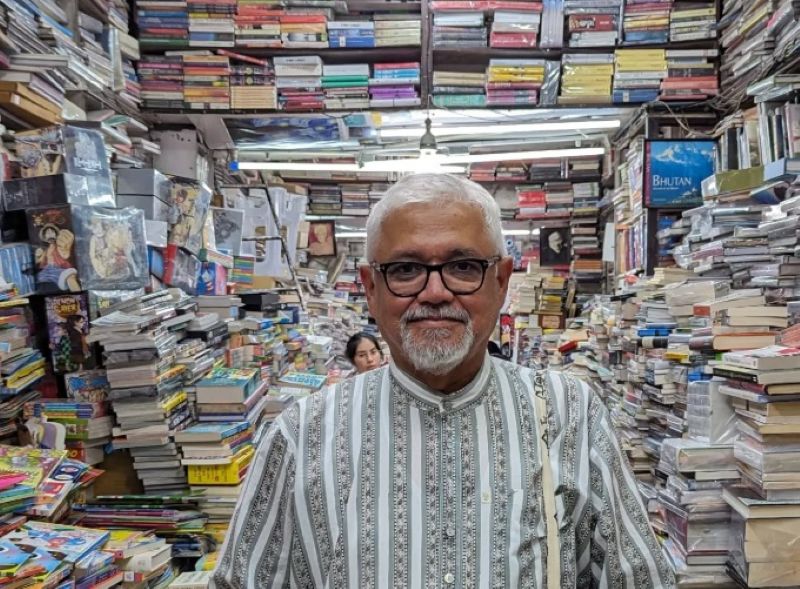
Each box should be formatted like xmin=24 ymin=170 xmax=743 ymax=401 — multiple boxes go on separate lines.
xmin=622 ymin=0 xmax=672 ymax=45
xmin=485 ymin=59 xmax=543 ymax=106
xmin=432 ymin=69 xmax=487 ymax=107
xmin=274 ymin=55 xmax=324 ymax=111
xmin=188 ymin=0 xmax=236 ymax=47
xmin=182 ymin=54 xmax=231 ymax=110
xmin=234 ymin=2 xmax=281 ymax=46
xmin=489 ymin=9 xmax=541 ymax=48
xmin=559 ymin=53 xmax=614 ymax=105
xmin=565 ymin=3 xmax=621 ymax=47
xmin=227 ymin=52 xmax=277 ymax=110
xmin=281 ymin=12 xmax=328 ymax=49
xmin=369 ymin=62 xmax=421 ymax=107
xmin=669 ymin=2 xmax=716 ymax=42
xmin=137 ymin=0 xmax=190 ymax=49
xmin=374 ymin=12 xmax=422 ymax=46
xmin=322 ymin=63 xmax=370 ymax=110
xmin=659 ymin=49 xmax=719 ymax=101
xmin=328 ymin=19 xmax=375 ymax=48
xmin=613 ymin=48 xmax=667 ymax=103
xmin=432 ymin=9 xmax=487 ymax=48
xmin=139 ymin=55 xmax=184 ymax=110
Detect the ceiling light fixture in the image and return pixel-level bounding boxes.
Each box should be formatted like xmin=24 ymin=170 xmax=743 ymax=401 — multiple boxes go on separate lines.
xmin=379 ymin=119 xmax=621 ymax=139
xmin=419 ymin=117 xmax=438 ymax=157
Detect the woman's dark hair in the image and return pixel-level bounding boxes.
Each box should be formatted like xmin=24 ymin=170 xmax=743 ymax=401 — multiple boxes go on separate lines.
xmin=346 ymin=332 xmax=382 ymax=362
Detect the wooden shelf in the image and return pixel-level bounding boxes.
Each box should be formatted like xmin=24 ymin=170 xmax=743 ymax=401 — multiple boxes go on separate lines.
xmin=140 ymin=45 xmax=421 ymax=62
xmin=347 ymin=0 xmax=421 ymax=11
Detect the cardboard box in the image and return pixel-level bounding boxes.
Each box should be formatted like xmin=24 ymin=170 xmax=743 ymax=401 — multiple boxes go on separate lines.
xmin=116 ymin=169 xmax=172 ymax=200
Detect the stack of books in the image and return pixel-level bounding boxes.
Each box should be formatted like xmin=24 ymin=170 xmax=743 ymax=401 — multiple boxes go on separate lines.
xmin=542 ymin=181 xmax=574 ymax=216
xmin=613 ymin=48 xmax=667 ymax=103
xmin=322 ymin=63 xmax=370 ymax=110
xmin=102 ymin=530 xmax=174 ymax=587
xmin=281 ymin=12 xmax=328 ymax=48
xmin=374 ymin=12 xmax=421 ymax=46
xmin=565 ymin=3 xmax=621 ymax=47
xmin=188 ymin=0 xmax=236 ymax=47
xmin=138 ymin=55 xmax=184 ymax=110
xmin=489 ymin=8 xmax=541 ymax=48
xmin=234 ymin=2 xmax=281 ymax=47
xmin=24 ymin=400 xmax=112 ymax=464
xmin=369 ymin=62 xmax=421 ymax=107
xmin=341 ymin=183 xmax=371 ymax=216
xmin=274 ymin=55 xmax=324 ymax=111
xmin=327 ymin=19 xmax=374 ymax=48
xmin=516 ymin=185 xmax=547 ymax=218
xmin=623 ymin=0 xmax=673 ymax=45
xmin=659 ymin=48 xmax=719 ymax=101
xmin=559 ymin=53 xmax=614 ymax=105
xmin=137 ymin=0 xmax=189 ymax=49
xmin=529 ymin=158 xmax=564 ymax=181
xmin=308 ymin=183 xmax=342 ymax=215
xmin=431 ymin=9 xmax=487 ymax=48
xmin=669 ymin=2 xmax=716 ymax=42
xmin=485 ymin=59 xmax=543 ymax=106
xmin=227 ymin=51 xmax=277 ymax=109
xmin=432 ymin=69 xmax=487 ymax=107
xmin=182 ymin=53 xmax=231 ymax=110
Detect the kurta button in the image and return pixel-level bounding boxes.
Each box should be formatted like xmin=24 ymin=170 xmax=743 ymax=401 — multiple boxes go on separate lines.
xmin=446 ymin=527 xmax=455 ymax=537
xmin=444 ymin=573 xmax=455 ymax=584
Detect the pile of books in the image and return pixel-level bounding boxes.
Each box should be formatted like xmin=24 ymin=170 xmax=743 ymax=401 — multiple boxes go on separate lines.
xmin=328 ymin=19 xmax=374 ymax=48
xmin=369 ymin=62 xmax=421 ymax=107
xmin=613 ymin=48 xmax=667 ymax=103
xmin=485 ymin=59 xmax=543 ymax=107
xmin=544 ymin=181 xmax=574 ymax=216
xmin=137 ymin=0 xmax=189 ymax=49
xmin=431 ymin=9 xmax=487 ymax=48
xmin=659 ymin=48 xmax=719 ymax=101
xmin=228 ymin=51 xmax=277 ymax=110
xmin=669 ymin=2 xmax=716 ymax=42
xmin=24 ymin=398 xmax=112 ymax=464
xmin=559 ymin=53 xmax=614 ymax=105
xmin=623 ymin=0 xmax=672 ymax=45
xmin=516 ymin=185 xmax=547 ymax=218
xmin=274 ymin=55 xmax=324 ymax=111
xmin=322 ymin=63 xmax=370 ymax=110
xmin=189 ymin=0 xmax=236 ymax=47
xmin=374 ymin=12 xmax=421 ymax=46
xmin=341 ymin=183 xmax=371 ymax=215
xmin=308 ymin=182 xmax=343 ymax=215
xmin=432 ymin=69 xmax=487 ymax=107
xmin=489 ymin=9 xmax=541 ymax=48
xmin=233 ymin=2 xmax=280 ymax=46
xmin=281 ymin=12 xmax=328 ymax=48
xmin=138 ymin=55 xmax=184 ymax=110
xmin=183 ymin=53 xmax=231 ymax=110
xmin=565 ymin=3 xmax=620 ymax=47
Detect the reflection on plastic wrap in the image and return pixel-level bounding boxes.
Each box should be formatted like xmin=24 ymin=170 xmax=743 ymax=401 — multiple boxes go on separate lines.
xmin=540 ymin=60 xmax=561 ymax=105
xmin=660 ymin=438 xmax=737 ymax=474
xmin=539 ymin=0 xmax=564 ymax=48
xmin=687 ymin=380 xmax=737 ymax=444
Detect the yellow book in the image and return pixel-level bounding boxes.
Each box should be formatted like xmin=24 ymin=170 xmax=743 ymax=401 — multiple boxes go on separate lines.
xmin=616 ymin=49 xmax=666 ymax=59
xmin=162 ymin=390 xmax=188 ymax=414
xmin=487 ymin=67 xmax=544 ymax=74
xmin=187 ymin=447 xmax=255 ymax=485
xmin=564 ymin=64 xmax=614 ymax=75
xmin=672 ymin=7 xmax=716 ymax=17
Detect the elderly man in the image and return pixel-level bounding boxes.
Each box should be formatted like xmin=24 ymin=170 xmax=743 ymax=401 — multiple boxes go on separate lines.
xmin=212 ymin=174 xmax=674 ymax=588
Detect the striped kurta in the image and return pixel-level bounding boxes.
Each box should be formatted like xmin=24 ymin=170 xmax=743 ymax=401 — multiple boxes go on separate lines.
xmin=211 ymin=356 xmax=675 ymax=588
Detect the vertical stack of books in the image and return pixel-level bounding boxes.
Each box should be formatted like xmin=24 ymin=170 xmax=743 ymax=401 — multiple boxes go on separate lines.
xmin=571 ymin=181 xmax=602 ymax=290
xmin=613 ymin=48 xmax=667 ymax=103
xmin=369 ymin=62 xmax=421 ymax=107
xmin=432 ymin=69 xmax=487 ymax=107
xmin=227 ymin=51 xmax=277 ymax=110
xmin=307 ymin=183 xmax=342 ymax=215
xmin=274 ymin=55 xmax=324 ymax=111
xmin=570 ymin=157 xmax=602 ymax=178
xmin=529 ymin=158 xmax=564 ymax=181
xmin=544 ymin=181 xmax=574 ymax=216
xmin=322 ymin=63 xmax=370 ymax=110
xmin=234 ymin=1 xmax=281 ymax=46
xmin=137 ymin=0 xmax=190 ymax=50
xmin=188 ymin=0 xmax=236 ymax=47
xmin=489 ymin=8 xmax=541 ymax=48
xmin=374 ymin=12 xmax=422 ymax=46
xmin=281 ymin=12 xmax=328 ymax=48
xmin=341 ymin=183 xmax=371 ymax=216
xmin=559 ymin=53 xmax=614 ymax=105
xmin=669 ymin=2 xmax=716 ymax=42
xmin=327 ymin=19 xmax=375 ymax=48
xmin=25 ymin=398 xmax=112 ymax=465
xmin=468 ymin=162 xmax=497 ymax=182
xmin=565 ymin=3 xmax=621 ymax=47
xmin=182 ymin=53 xmax=231 ymax=110
xmin=659 ymin=48 xmax=719 ymax=101
xmin=431 ymin=9 xmax=487 ymax=48
xmin=138 ymin=55 xmax=184 ymax=110
xmin=485 ymin=59 xmax=543 ymax=106
xmin=496 ymin=162 xmax=527 ymax=182
xmin=622 ymin=0 xmax=672 ymax=44
xmin=516 ymin=185 xmax=547 ymax=218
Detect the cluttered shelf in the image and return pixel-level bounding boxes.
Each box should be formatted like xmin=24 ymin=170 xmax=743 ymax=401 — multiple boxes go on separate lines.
xmin=138 ymin=45 xmax=422 ymax=61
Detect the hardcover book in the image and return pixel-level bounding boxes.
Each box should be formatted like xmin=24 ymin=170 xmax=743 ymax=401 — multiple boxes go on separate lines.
xmin=645 ymin=140 xmax=716 ymax=207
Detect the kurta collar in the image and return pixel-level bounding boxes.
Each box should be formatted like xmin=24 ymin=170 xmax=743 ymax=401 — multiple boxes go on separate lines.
xmin=389 ymin=353 xmax=494 ymax=412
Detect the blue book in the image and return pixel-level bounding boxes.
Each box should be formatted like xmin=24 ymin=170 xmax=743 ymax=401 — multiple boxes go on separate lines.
xmin=328 ymin=38 xmax=375 ymax=48
xmin=174 ymin=422 xmax=250 ymax=443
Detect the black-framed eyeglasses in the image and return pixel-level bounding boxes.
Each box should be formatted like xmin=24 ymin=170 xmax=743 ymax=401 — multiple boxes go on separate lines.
xmin=370 ymin=256 xmax=502 ymax=297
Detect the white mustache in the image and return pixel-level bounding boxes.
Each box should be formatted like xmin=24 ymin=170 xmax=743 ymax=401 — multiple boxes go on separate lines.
xmin=401 ymin=306 xmax=469 ymax=324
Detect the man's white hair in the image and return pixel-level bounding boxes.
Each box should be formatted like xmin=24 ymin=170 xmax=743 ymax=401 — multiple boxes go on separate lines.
xmin=365 ymin=173 xmax=507 ymax=261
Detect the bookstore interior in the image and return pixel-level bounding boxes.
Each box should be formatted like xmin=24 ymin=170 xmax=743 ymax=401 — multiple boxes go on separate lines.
xmin=0 ymin=0 xmax=799 ymax=586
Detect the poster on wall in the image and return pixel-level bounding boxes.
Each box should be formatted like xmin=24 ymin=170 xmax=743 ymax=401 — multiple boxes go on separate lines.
xmin=644 ymin=139 xmax=716 ymax=208
xmin=307 ymin=221 xmax=337 ymax=257
xmin=539 ymin=227 xmax=570 ymax=267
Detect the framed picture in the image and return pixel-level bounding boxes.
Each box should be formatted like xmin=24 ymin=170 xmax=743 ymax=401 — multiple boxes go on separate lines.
xmin=307 ymin=221 xmax=337 ymax=257
xmin=539 ymin=227 xmax=570 ymax=267
xmin=644 ymin=139 xmax=716 ymax=208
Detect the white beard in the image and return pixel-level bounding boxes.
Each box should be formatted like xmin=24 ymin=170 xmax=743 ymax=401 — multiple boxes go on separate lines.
xmin=399 ymin=306 xmax=475 ymax=376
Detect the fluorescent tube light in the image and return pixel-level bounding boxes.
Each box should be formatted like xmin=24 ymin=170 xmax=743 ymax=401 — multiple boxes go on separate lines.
xmin=379 ymin=119 xmax=621 ymax=139
xmin=443 ymin=147 xmax=605 ymax=164
xmin=335 ymin=229 xmax=540 ymax=239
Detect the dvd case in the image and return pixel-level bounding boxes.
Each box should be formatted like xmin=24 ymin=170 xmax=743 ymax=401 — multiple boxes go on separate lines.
xmin=26 ymin=205 xmax=82 ymax=294
xmin=45 ymin=293 xmax=95 ymax=373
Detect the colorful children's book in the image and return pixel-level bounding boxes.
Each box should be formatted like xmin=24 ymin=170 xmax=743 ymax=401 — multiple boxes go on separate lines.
xmin=3 ymin=521 xmax=109 ymax=563
xmin=0 ymin=539 xmax=32 ymax=577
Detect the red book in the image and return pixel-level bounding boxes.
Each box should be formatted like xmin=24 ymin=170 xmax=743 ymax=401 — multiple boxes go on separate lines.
xmin=568 ymin=14 xmax=616 ymax=31
xmin=216 ymin=49 xmax=270 ymax=67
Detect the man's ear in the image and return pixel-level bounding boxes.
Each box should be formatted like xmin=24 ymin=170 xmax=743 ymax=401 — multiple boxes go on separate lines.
xmin=360 ymin=264 xmax=377 ymax=303
xmin=495 ymin=256 xmax=514 ymax=296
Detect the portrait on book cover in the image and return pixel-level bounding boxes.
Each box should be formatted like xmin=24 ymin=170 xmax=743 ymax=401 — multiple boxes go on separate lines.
xmin=307 ymin=221 xmax=337 ymax=257
xmin=539 ymin=227 xmax=570 ymax=267
xmin=45 ymin=294 xmax=94 ymax=374
xmin=645 ymin=139 xmax=716 ymax=208
xmin=27 ymin=206 xmax=81 ymax=294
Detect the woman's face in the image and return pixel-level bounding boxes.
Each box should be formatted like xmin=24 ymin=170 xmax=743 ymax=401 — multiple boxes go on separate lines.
xmin=353 ymin=339 xmax=381 ymax=373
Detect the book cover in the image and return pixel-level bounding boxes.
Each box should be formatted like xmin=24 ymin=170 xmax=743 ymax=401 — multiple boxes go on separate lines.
xmin=210 ymin=207 xmax=244 ymax=256
xmin=645 ymin=139 xmax=716 ymax=207
xmin=27 ymin=205 xmax=81 ymax=294
xmin=45 ymin=293 xmax=94 ymax=373
xmin=3 ymin=521 xmax=108 ymax=563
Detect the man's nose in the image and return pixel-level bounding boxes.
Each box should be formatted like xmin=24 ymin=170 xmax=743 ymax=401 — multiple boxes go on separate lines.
xmin=415 ymin=269 xmax=455 ymax=305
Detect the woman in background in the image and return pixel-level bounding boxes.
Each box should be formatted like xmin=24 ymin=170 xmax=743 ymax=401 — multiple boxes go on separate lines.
xmin=345 ymin=332 xmax=384 ymax=374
